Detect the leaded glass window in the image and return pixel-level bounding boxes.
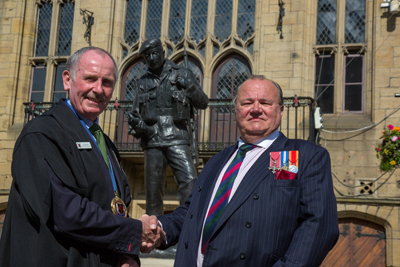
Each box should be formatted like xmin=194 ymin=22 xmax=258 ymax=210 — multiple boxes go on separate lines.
xmin=124 ymin=61 xmax=148 ymax=101
xmin=316 ymin=0 xmax=336 ymax=45
xmin=30 ymin=64 xmax=47 ymax=102
xmin=214 ymin=56 xmax=250 ymax=113
xmin=214 ymin=0 xmax=232 ymax=41
xmin=52 ymin=63 xmax=67 ymax=102
xmin=237 ymin=0 xmax=255 ymax=41
xmin=169 ymin=0 xmax=186 ymax=44
xmin=35 ymin=2 xmax=53 ymax=57
xmin=125 ymin=0 xmax=142 ymax=46
xmin=344 ymin=52 xmax=363 ymax=112
xmin=57 ymin=1 xmax=74 ymax=56
xmin=146 ymin=0 xmax=163 ymax=40
xmin=345 ymin=0 xmax=365 ymax=43
xmin=190 ymin=0 xmax=208 ymax=43
xmin=315 ymin=52 xmax=335 ymax=114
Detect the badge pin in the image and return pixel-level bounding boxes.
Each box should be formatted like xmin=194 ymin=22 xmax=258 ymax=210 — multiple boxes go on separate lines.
xmin=76 ymin=142 xmax=92 ymax=149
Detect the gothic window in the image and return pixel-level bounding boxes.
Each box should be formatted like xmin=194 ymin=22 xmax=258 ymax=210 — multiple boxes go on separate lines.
xmin=56 ymin=1 xmax=74 ymax=56
xmin=345 ymin=0 xmax=365 ymax=43
xmin=169 ymin=0 xmax=186 ymax=44
xmin=35 ymin=1 xmax=53 ymax=57
xmin=29 ymin=64 xmax=47 ymax=102
xmin=52 ymin=63 xmax=67 ymax=102
xmin=214 ymin=0 xmax=233 ymax=41
xmin=316 ymin=0 xmax=336 ymax=45
xmin=122 ymin=60 xmax=148 ymax=101
xmin=237 ymin=0 xmax=255 ymax=41
xmin=146 ymin=0 xmax=163 ymax=39
xmin=213 ymin=55 xmax=251 ymax=101
xmin=125 ymin=0 xmax=142 ymax=46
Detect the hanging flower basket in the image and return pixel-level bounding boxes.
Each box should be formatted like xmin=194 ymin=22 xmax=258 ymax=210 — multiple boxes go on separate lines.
xmin=375 ymin=124 xmax=400 ymax=171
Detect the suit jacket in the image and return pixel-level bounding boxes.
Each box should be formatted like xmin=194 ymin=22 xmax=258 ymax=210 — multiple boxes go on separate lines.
xmin=159 ymin=133 xmax=339 ymax=267
xmin=0 ymin=100 xmax=142 ymax=267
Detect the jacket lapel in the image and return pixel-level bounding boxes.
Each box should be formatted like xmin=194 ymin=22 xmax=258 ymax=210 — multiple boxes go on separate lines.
xmin=212 ymin=133 xmax=289 ymax=234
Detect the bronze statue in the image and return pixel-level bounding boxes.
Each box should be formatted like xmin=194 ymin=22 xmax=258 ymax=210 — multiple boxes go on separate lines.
xmin=129 ymin=38 xmax=209 ymax=216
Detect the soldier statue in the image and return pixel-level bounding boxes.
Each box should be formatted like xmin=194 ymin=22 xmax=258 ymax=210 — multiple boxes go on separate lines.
xmin=128 ymin=38 xmax=209 ymax=216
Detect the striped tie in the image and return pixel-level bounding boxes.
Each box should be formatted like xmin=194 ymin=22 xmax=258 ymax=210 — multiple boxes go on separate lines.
xmin=201 ymin=143 xmax=255 ymax=254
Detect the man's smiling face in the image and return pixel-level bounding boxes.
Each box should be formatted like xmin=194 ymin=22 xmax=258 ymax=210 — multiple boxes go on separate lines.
xmin=63 ymin=50 xmax=116 ymax=121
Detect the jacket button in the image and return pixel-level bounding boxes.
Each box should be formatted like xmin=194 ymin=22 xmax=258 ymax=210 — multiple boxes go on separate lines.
xmin=246 ymin=221 xmax=252 ymax=228
xmin=239 ymin=252 xmax=246 ymax=259
xmin=190 ymin=213 xmax=193 ymax=219
xmin=253 ymin=193 xmax=259 ymax=200
xmin=185 ymin=242 xmax=188 ymax=249
xmin=198 ymin=186 xmax=202 ymax=192
xmin=115 ymin=244 xmax=120 ymax=250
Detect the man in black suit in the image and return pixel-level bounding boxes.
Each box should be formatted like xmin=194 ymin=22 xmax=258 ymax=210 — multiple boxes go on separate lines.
xmin=0 ymin=47 xmax=163 ymax=267
xmin=147 ymin=75 xmax=339 ymax=266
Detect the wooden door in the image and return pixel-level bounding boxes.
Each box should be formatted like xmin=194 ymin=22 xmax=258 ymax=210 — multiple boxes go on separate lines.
xmin=321 ymin=218 xmax=386 ymax=267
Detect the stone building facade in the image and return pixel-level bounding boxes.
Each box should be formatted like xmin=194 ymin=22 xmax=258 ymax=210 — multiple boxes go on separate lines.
xmin=0 ymin=0 xmax=399 ymax=265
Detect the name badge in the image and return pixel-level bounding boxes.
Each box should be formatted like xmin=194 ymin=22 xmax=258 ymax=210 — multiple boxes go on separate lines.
xmin=76 ymin=142 xmax=92 ymax=149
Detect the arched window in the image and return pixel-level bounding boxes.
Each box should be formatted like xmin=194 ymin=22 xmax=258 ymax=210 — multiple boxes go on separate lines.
xmin=121 ymin=60 xmax=148 ymax=101
xmin=237 ymin=0 xmax=255 ymax=41
xmin=213 ymin=55 xmax=251 ymax=100
xmin=209 ymin=55 xmax=251 ymax=148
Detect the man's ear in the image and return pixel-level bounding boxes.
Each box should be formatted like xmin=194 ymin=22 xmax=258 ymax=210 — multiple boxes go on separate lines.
xmin=62 ymin=70 xmax=71 ymax=92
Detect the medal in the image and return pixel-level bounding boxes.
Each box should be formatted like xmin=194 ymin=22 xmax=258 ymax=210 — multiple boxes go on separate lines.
xmin=289 ymin=165 xmax=298 ymax=173
xmin=281 ymin=165 xmax=289 ymax=171
xmin=269 ymin=152 xmax=281 ymax=174
xmin=288 ymin=150 xmax=299 ymax=173
xmin=111 ymin=194 xmax=127 ymax=217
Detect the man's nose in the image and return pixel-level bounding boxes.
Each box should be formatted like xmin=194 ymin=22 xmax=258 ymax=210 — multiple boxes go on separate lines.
xmin=251 ymin=101 xmax=261 ymax=113
xmin=92 ymin=80 xmax=103 ymax=93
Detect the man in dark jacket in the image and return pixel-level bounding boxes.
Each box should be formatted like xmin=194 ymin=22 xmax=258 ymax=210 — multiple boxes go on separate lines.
xmin=129 ymin=38 xmax=208 ymax=216
xmin=0 ymin=47 xmax=163 ymax=267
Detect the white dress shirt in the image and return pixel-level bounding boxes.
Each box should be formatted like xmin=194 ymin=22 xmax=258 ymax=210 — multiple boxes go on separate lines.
xmin=196 ymin=129 xmax=280 ymax=266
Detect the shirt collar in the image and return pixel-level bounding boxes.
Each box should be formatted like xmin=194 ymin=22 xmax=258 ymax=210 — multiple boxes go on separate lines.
xmin=65 ymin=98 xmax=98 ymax=128
xmin=238 ymin=129 xmax=280 ymax=149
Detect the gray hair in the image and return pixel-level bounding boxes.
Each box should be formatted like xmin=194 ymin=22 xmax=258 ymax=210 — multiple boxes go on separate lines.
xmin=66 ymin=46 xmax=119 ymax=82
xmin=232 ymin=75 xmax=284 ymax=106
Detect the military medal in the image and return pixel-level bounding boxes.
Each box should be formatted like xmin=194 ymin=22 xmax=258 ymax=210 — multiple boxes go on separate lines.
xmin=288 ymin=150 xmax=299 ymax=174
xmin=269 ymin=151 xmax=281 ymax=174
xmin=280 ymin=151 xmax=289 ymax=171
xmin=111 ymin=193 xmax=127 ymax=217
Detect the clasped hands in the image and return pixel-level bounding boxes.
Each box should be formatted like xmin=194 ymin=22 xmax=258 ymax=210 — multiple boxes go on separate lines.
xmin=139 ymin=214 xmax=165 ymax=253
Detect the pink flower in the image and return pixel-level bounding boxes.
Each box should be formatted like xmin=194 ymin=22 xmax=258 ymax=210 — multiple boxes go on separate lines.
xmin=388 ymin=124 xmax=394 ymax=130
xmin=393 ymin=136 xmax=398 ymax=142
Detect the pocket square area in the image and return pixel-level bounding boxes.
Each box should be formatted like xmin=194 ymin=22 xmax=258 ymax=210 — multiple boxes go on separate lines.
xmin=275 ymin=169 xmax=298 ymax=180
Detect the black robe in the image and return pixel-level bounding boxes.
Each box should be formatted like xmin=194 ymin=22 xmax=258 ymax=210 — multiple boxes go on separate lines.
xmin=0 ymin=100 xmax=142 ymax=267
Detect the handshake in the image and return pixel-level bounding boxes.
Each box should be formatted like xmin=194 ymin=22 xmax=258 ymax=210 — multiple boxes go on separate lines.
xmin=139 ymin=214 xmax=165 ymax=253
xmin=118 ymin=214 xmax=165 ymax=267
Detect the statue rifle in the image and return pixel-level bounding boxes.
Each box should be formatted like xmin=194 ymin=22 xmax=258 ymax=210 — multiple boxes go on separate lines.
xmin=184 ymin=46 xmax=199 ymax=166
